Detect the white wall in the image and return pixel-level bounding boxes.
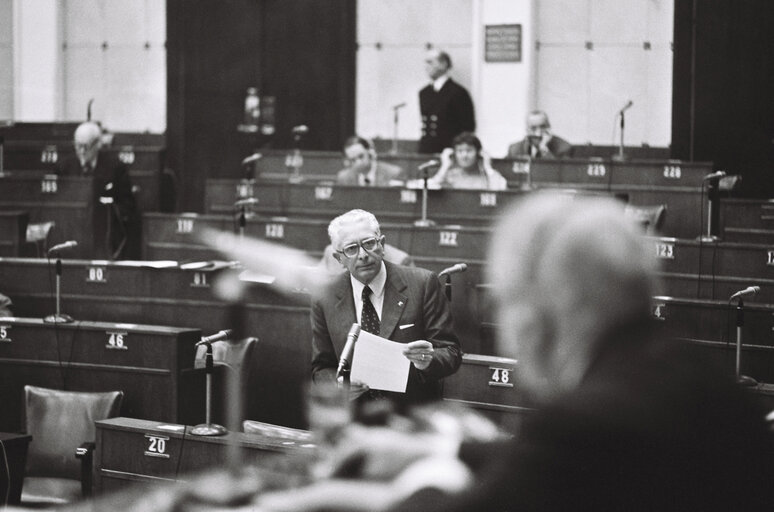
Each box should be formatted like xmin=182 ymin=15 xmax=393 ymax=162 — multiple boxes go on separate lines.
xmin=5 ymin=0 xmax=165 ymax=132
xmin=0 ymin=0 xmax=13 ymax=120
xmin=356 ymin=0 xmax=474 ymax=144
xmin=356 ymin=0 xmax=673 ymax=151
xmin=534 ymin=0 xmax=673 ymax=146
xmin=13 ymin=0 xmax=62 ymax=120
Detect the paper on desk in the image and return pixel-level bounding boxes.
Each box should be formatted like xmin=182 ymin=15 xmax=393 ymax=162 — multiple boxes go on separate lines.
xmin=350 ymin=331 xmax=410 ymax=393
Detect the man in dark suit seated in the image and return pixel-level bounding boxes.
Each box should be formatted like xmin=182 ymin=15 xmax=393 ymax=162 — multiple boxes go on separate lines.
xmin=311 ymin=209 xmax=461 ymax=407
xmin=56 ymin=122 xmax=140 ymax=259
xmin=419 ymin=49 xmax=476 ymax=154
xmin=336 ymin=136 xmax=405 ymax=186
xmin=507 ymin=110 xmax=572 ymax=159
xmin=256 ymin=194 xmax=774 ymax=512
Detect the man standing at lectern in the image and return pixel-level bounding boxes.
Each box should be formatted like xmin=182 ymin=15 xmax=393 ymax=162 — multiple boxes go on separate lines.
xmin=56 ymin=122 xmax=140 ymax=259
xmin=311 ymin=209 xmax=461 ymax=406
xmin=418 ymin=49 xmax=476 ymax=154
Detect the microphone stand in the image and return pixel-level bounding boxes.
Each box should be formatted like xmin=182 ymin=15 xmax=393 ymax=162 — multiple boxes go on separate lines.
xmin=288 ymin=131 xmax=305 ymax=183
xmin=43 ymin=257 xmax=74 ymax=323
xmin=734 ymin=298 xmax=757 ymax=386
xmin=444 ymin=275 xmax=453 ymax=302
xmin=191 ymin=340 xmax=228 ymax=436
xmin=703 ymin=176 xmax=721 ymax=241
xmin=390 ymin=105 xmax=402 ymax=155
xmin=414 ymin=165 xmax=436 ymax=227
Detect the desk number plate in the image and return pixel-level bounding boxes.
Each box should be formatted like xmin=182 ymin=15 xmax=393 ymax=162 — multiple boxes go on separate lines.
xmin=40 ymin=145 xmax=58 ymax=164
xmin=191 ymin=271 xmax=210 ymax=288
xmin=41 ymin=176 xmax=58 ymax=194
xmin=489 ymin=367 xmax=514 ymax=388
xmin=266 ymin=223 xmax=285 ymax=239
xmin=119 ymin=147 xmax=136 ymax=165
xmin=106 ymin=332 xmax=128 ymax=350
xmin=586 ymin=163 xmax=606 ymax=177
xmin=439 ymin=230 xmax=458 ymax=247
xmin=767 ymin=251 xmax=774 ymax=266
xmin=401 ymin=190 xmax=417 ymax=204
xmin=87 ymin=266 xmax=107 ymax=283
xmin=480 ymin=192 xmax=497 ymax=207
xmin=0 ymin=325 xmax=10 ymax=343
xmin=144 ymin=434 xmax=170 ymax=458
xmin=176 ymin=218 xmax=194 ymax=234
xmin=656 ymin=242 xmax=674 ymax=259
xmin=652 ymin=302 xmax=666 ymax=321
xmin=663 ymin=164 xmax=681 ymax=179
xmin=315 ymin=186 xmax=333 ymax=201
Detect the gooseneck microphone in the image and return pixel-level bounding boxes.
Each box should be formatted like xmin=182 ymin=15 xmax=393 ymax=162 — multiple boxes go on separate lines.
xmin=438 ymin=263 xmax=468 ymax=277
xmin=418 ymin=159 xmax=440 ymax=172
xmin=196 ymin=329 xmax=233 ymax=346
xmin=47 ymin=240 xmax=78 ymax=255
xmin=241 ymin=153 xmax=262 ymax=165
xmin=729 ymin=286 xmax=760 ymax=301
xmin=703 ymin=170 xmax=727 ymax=181
xmin=619 ymin=99 xmax=633 ymax=114
xmin=336 ymin=323 xmax=361 ymax=379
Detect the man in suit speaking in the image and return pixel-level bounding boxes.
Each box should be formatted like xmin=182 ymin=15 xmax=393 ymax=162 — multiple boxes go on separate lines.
xmin=311 ymin=209 xmax=461 ymax=406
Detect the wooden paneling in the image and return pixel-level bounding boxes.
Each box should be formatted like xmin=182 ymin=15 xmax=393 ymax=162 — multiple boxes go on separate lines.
xmin=167 ymin=0 xmax=356 ymax=212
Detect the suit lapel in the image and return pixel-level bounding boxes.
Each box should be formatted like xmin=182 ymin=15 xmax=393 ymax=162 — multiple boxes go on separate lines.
xmin=380 ymin=263 xmax=408 ymax=338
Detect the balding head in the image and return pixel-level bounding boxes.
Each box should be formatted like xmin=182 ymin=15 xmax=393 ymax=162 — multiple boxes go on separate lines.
xmin=424 ymin=49 xmax=451 ymax=80
xmin=73 ymin=122 xmax=102 ymax=165
xmin=487 ymin=193 xmax=658 ymax=401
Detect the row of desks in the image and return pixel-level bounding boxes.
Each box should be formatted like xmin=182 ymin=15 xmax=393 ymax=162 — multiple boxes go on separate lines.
xmin=3 ymin=257 xmax=774 ymax=427
xmin=206 ymin=177 xmax=706 ymax=239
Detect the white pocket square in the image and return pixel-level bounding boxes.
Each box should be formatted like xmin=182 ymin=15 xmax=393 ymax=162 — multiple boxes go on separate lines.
xmin=399 ymin=323 xmax=414 ymax=330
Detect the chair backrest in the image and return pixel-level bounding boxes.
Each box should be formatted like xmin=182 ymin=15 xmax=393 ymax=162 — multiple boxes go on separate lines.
xmin=24 ymin=385 xmax=123 ymax=479
xmin=624 ymin=204 xmax=667 ymax=235
xmin=195 ymin=337 xmax=258 ymax=382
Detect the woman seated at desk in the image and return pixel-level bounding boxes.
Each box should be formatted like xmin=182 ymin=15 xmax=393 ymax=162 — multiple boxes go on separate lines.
xmin=427 ymin=132 xmax=507 ymax=191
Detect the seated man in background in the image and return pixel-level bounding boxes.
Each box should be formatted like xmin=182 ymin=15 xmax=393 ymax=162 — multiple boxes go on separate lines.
xmin=311 ymin=209 xmax=461 ymax=407
xmin=427 ymin=132 xmax=507 ymax=190
xmin=336 ymin=136 xmax=405 ymax=186
xmin=56 ymin=121 xmax=140 ymax=259
xmin=507 ymin=110 xmax=572 ymax=159
xmin=257 ymin=193 xmax=774 ymax=511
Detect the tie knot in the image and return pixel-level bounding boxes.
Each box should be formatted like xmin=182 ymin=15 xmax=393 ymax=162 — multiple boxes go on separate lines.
xmin=362 ymin=286 xmax=372 ymax=299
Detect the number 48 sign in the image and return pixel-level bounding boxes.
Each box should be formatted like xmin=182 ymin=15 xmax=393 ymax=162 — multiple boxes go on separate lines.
xmin=489 ymin=366 xmax=514 ymax=388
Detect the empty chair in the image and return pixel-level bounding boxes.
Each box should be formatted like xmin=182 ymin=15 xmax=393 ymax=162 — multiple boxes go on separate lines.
xmin=624 ymin=204 xmax=667 ymax=235
xmin=22 ymin=385 xmax=123 ymax=507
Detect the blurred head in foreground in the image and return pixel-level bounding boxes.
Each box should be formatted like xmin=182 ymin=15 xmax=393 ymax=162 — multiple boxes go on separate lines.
xmin=487 ymin=193 xmax=657 ymax=403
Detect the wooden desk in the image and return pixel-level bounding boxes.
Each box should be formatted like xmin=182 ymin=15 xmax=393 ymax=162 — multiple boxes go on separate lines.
xmin=0 ymin=317 xmax=203 ymax=432
xmin=0 ymin=175 xmax=95 ymax=257
xmin=94 ymin=417 xmax=313 ymax=494
xmin=235 ymin=152 xmax=711 ymax=238
xmin=0 ymin=433 xmax=32 ymax=505
xmin=0 ymin=210 xmax=28 ymax=256
xmin=720 ymin=198 xmax=774 ymax=244
xmin=0 ymin=258 xmax=313 ymax=429
xmin=2 ymin=142 xmax=163 ymax=212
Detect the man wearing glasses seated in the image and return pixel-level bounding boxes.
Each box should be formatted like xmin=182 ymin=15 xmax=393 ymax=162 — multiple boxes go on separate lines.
xmin=56 ymin=121 xmax=140 ymax=259
xmin=507 ymin=110 xmax=572 ymax=159
xmin=311 ymin=209 xmax=461 ymax=407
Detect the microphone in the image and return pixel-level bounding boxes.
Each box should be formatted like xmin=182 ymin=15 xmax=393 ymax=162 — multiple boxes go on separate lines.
xmin=336 ymin=323 xmax=361 ymax=379
xmin=196 ymin=329 xmax=233 ymax=346
xmin=292 ymin=125 xmax=309 ymax=135
xmin=729 ymin=286 xmax=760 ymax=301
xmin=619 ymin=100 xmax=633 ymax=114
xmin=241 ymin=153 xmax=262 ymax=165
xmin=392 ymin=102 xmax=407 ymax=110
xmin=234 ymin=197 xmax=258 ymax=207
xmin=438 ymin=263 xmax=467 ymax=278
xmin=418 ymin=159 xmax=440 ymax=171
xmin=703 ymin=170 xmax=727 ymax=181
xmin=87 ymin=98 xmax=94 ymax=121
xmin=47 ymin=240 xmax=78 ymax=255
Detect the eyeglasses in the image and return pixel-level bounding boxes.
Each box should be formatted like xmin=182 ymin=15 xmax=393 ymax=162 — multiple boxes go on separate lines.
xmin=74 ymin=139 xmax=98 ymax=151
xmin=337 ymin=236 xmax=382 ymax=258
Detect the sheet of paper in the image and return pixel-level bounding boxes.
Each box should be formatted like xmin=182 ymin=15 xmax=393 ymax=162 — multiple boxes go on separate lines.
xmin=350 ymin=331 xmax=411 ymax=393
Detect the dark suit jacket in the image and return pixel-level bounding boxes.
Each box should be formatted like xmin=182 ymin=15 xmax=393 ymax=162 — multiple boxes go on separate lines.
xmin=336 ymin=161 xmax=405 ymax=186
xmin=311 ymin=262 xmax=461 ymax=404
xmin=56 ymin=151 xmax=140 ymax=259
xmin=419 ymin=79 xmax=476 ymax=154
xmin=395 ymin=326 xmax=774 ymax=511
xmin=507 ymin=135 xmax=573 ymax=159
